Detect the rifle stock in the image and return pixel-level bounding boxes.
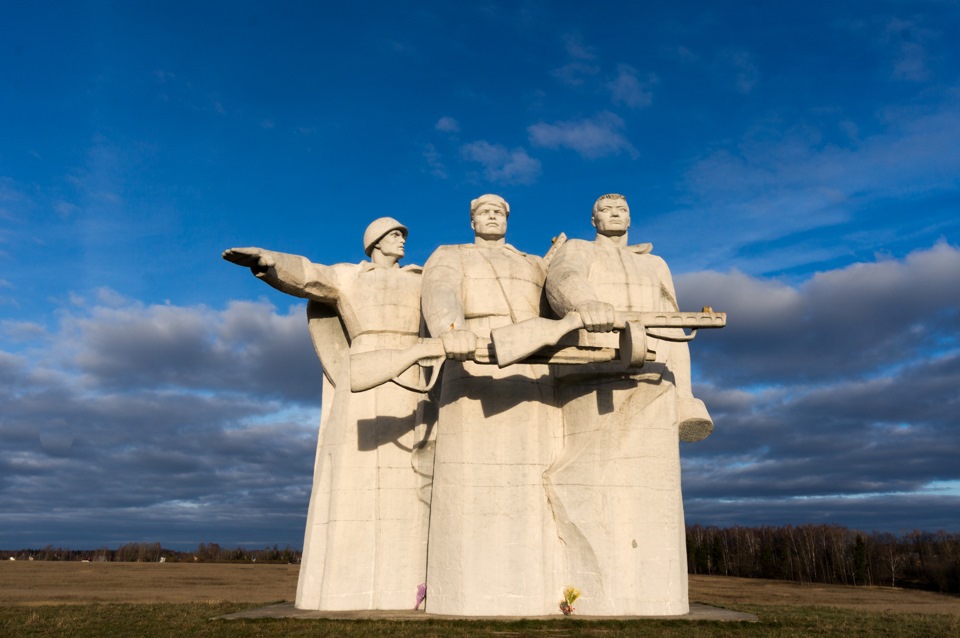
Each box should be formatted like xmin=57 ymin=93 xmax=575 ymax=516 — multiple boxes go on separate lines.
xmin=349 ymin=338 xmax=496 ymax=392
xmin=490 ymin=313 xmax=584 ymax=369
xmin=350 ymin=341 xmax=445 ymax=392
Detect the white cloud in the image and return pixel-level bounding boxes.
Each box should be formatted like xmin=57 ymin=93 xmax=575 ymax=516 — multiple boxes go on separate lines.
xmin=684 ymin=493 xmax=960 ymax=532
xmin=675 ymin=241 xmax=960 ymax=386
xmin=434 ymin=116 xmax=460 ymax=133
xmin=551 ymin=62 xmax=600 ymax=87
xmin=672 ymin=243 xmax=960 ymax=525
xmin=389 ymin=40 xmax=416 ymax=55
xmin=715 ymin=48 xmax=759 ymax=94
xmin=884 ymin=18 xmax=935 ymax=82
xmin=0 ymin=177 xmax=32 ymax=222
xmin=461 ymin=141 xmax=541 ymax=185
xmin=0 ymin=293 xmax=321 ymax=547
xmin=653 ymin=100 xmax=960 ymax=274
xmin=673 ymin=45 xmax=699 ymax=63
xmin=423 ymin=143 xmax=447 ymax=179
xmin=53 ymin=200 xmax=79 ymax=218
xmin=561 ymin=33 xmax=596 ymax=61
xmin=40 ymin=291 xmax=320 ymax=400
xmin=528 ymin=112 xmax=637 ymax=159
xmin=551 ymin=33 xmax=600 ymax=86
xmin=606 ymin=65 xmax=657 ymax=108
xmin=1 ymin=319 xmax=47 ymax=341
xmin=892 ymin=42 xmax=928 ymax=82
xmin=3 ymin=245 xmax=958 ymax=544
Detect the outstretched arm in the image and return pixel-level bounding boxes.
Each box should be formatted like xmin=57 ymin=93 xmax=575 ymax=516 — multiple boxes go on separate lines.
xmin=223 ymin=246 xmax=276 ymax=272
xmin=222 ymin=247 xmax=340 ymax=304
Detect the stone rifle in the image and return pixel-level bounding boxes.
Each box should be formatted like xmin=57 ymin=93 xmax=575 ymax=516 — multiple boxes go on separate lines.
xmin=350 ymin=308 xmax=725 ymax=392
xmin=491 ymin=307 xmax=727 ymax=367
xmin=349 ymin=337 xmax=617 ymax=393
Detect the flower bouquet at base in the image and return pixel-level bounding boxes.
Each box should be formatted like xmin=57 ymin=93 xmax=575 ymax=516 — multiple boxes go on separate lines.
xmin=559 ymin=586 xmax=581 ymax=615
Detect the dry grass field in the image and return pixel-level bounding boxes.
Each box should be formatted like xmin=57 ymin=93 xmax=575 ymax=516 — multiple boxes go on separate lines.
xmin=692 ymin=573 xmax=960 ymax=616
xmin=2 ymin=561 xmax=958 ymax=614
xmin=0 ymin=561 xmax=298 ymax=605
xmin=1 ymin=562 xmax=959 ymax=637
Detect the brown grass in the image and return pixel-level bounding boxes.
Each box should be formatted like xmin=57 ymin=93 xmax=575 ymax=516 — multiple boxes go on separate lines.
xmin=2 ymin=561 xmax=958 ymax=616
xmin=0 ymin=562 xmax=297 ymax=605
xmin=691 ymin=573 xmax=960 ymax=616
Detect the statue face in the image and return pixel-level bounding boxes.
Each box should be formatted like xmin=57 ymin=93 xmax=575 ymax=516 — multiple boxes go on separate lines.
xmin=471 ymin=203 xmax=508 ymax=239
xmin=592 ymin=198 xmax=630 ymax=236
xmin=376 ymin=229 xmax=406 ymax=259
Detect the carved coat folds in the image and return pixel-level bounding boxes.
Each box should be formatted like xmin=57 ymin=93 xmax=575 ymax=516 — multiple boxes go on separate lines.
xmin=226 ymin=198 xmax=722 ymax=618
xmin=544 ymin=235 xmax=701 ymax=616
xmin=420 ymin=244 xmax=563 ymax=616
xmin=256 ymin=252 xmax=432 ymax=611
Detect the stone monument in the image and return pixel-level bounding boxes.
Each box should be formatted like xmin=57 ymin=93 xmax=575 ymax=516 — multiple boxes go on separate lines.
xmin=223 ymin=195 xmax=724 ymax=616
xmin=223 ymin=218 xmax=433 ymax=610
xmin=543 ymin=193 xmax=713 ymax=615
xmin=420 ymin=194 xmax=563 ymax=616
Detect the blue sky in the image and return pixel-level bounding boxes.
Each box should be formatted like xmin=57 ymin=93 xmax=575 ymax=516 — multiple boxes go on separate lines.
xmin=2 ymin=1 xmax=959 ymax=550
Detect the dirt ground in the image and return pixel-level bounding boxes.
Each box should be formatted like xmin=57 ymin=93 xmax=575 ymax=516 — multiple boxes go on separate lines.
xmin=1 ymin=562 xmax=958 ymax=616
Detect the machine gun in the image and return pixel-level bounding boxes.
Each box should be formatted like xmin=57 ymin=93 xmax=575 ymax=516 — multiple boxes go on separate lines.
xmin=490 ymin=307 xmax=726 ymax=367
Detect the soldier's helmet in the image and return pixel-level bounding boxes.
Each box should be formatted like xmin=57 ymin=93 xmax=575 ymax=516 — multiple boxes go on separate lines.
xmin=363 ymin=217 xmax=408 ymax=256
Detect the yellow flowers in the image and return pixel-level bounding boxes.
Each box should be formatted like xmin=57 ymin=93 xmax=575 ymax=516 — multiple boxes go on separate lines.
xmin=559 ymin=586 xmax=581 ymax=615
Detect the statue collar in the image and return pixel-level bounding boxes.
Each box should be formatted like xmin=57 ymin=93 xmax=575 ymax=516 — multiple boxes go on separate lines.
xmin=469 ymin=242 xmax=525 ymax=256
xmin=359 ymin=261 xmax=423 ymax=274
xmin=594 ymin=234 xmax=653 ymax=254
xmin=628 ymin=242 xmax=654 ymax=254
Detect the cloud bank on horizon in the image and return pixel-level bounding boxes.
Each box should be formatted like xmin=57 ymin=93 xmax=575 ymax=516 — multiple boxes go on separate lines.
xmin=1 ymin=1 xmax=958 ymax=548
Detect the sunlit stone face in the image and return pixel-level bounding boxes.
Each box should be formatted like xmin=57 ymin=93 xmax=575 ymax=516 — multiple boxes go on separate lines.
xmin=376 ymin=229 xmax=406 ymax=259
xmin=471 ymin=203 xmax=508 ymax=240
xmin=592 ymin=198 xmax=630 ymax=236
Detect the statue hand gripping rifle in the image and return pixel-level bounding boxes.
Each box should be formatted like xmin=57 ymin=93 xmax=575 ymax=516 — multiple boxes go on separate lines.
xmin=408 ymin=194 xmax=724 ymax=617
xmin=223 ymin=218 xmax=432 ymax=612
xmin=416 ymin=194 xmax=564 ymax=616
xmin=223 ymin=195 xmax=727 ymax=618
xmin=538 ymin=193 xmax=719 ymax=616
xmin=349 ymin=206 xmax=724 ymax=398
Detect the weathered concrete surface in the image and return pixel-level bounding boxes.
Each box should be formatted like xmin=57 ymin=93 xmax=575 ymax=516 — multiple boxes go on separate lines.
xmin=419 ymin=194 xmax=563 ymax=616
xmin=222 ymin=195 xmax=726 ymax=617
xmin=541 ymin=193 xmax=711 ymax=615
xmin=223 ymin=219 xmax=432 ymax=611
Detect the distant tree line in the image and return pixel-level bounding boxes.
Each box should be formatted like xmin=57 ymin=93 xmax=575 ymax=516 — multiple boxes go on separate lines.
xmin=5 ymin=525 xmax=958 ymax=595
xmin=0 ymin=542 xmax=300 ymax=564
xmin=687 ymin=524 xmax=960 ymax=594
